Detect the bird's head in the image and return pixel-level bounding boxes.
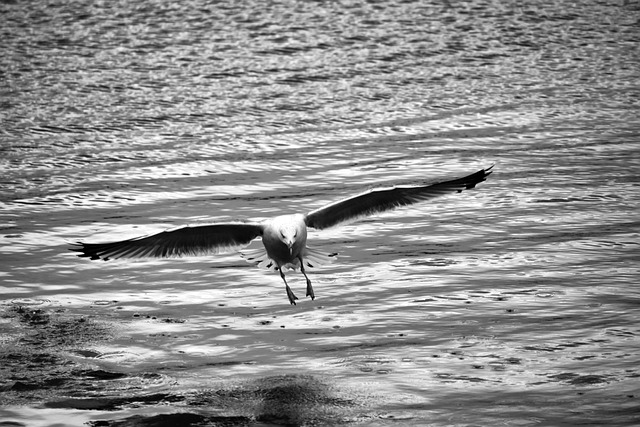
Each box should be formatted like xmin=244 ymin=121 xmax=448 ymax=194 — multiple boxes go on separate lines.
xmin=279 ymin=224 xmax=299 ymax=254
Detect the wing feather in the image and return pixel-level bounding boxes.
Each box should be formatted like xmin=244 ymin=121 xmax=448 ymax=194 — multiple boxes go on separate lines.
xmin=304 ymin=166 xmax=493 ymax=230
xmin=70 ymin=223 xmax=264 ymax=261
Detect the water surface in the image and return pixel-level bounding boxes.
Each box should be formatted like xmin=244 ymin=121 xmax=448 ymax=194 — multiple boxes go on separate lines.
xmin=1 ymin=0 xmax=639 ymax=426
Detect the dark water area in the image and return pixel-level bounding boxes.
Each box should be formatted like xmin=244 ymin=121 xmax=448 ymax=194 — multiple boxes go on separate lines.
xmin=1 ymin=0 xmax=640 ymax=426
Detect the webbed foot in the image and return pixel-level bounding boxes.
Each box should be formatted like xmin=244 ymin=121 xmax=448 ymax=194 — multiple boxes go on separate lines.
xmin=286 ymin=285 xmax=299 ymax=305
xmin=306 ymin=279 xmax=315 ymax=300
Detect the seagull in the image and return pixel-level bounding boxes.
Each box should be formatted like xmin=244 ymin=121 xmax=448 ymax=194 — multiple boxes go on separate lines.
xmin=71 ymin=166 xmax=493 ymax=305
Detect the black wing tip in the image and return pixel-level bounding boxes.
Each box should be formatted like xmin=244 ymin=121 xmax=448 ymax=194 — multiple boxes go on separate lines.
xmin=68 ymin=242 xmax=86 ymax=255
xmin=68 ymin=242 xmax=108 ymax=261
xmin=463 ymin=165 xmax=494 ymax=190
xmin=480 ymin=164 xmax=494 ymax=183
xmin=484 ymin=164 xmax=494 ymax=178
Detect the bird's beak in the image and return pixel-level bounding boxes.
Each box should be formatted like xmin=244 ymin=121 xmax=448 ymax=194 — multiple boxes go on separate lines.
xmin=287 ymin=241 xmax=294 ymax=255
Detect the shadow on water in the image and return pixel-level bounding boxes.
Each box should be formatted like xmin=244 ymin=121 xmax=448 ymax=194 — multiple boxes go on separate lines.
xmin=0 ymin=302 xmax=358 ymax=426
xmin=40 ymin=374 xmax=356 ymax=427
xmin=0 ymin=305 xmax=359 ymax=426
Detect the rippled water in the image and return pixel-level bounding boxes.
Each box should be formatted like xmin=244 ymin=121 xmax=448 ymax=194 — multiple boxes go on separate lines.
xmin=2 ymin=0 xmax=640 ymax=426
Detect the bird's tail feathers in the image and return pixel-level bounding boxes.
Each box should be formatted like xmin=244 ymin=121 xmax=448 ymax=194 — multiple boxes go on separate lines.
xmin=241 ymin=248 xmax=279 ymax=271
xmin=301 ymin=246 xmax=338 ymax=269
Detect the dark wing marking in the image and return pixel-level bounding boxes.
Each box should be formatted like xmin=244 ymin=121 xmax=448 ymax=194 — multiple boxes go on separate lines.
xmin=304 ymin=166 xmax=493 ymax=230
xmin=70 ymin=223 xmax=264 ymax=261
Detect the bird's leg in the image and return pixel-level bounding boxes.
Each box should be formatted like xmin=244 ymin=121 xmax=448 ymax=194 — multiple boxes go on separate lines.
xmin=298 ymin=258 xmax=315 ymax=300
xmin=278 ymin=267 xmax=298 ymax=305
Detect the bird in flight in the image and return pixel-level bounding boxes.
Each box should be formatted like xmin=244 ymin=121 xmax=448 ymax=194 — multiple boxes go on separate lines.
xmin=71 ymin=166 xmax=493 ymax=305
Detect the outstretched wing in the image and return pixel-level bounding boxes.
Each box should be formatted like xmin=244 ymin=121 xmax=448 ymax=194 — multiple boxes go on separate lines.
xmin=304 ymin=166 xmax=493 ymax=230
xmin=70 ymin=223 xmax=264 ymax=261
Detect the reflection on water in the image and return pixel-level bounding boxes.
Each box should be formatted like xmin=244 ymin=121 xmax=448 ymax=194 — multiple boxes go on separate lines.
xmin=1 ymin=0 xmax=640 ymax=425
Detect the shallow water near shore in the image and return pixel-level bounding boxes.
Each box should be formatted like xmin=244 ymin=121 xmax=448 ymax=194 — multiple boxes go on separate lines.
xmin=2 ymin=0 xmax=640 ymax=426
